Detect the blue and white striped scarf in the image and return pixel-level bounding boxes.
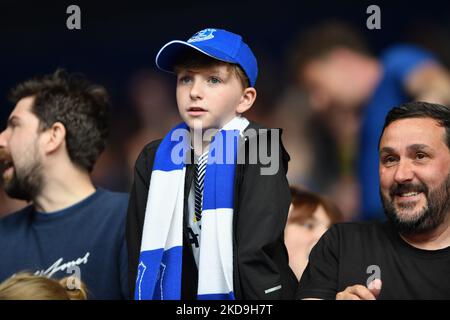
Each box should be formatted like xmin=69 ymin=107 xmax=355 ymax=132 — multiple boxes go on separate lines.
xmin=135 ymin=117 xmax=249 ymax=300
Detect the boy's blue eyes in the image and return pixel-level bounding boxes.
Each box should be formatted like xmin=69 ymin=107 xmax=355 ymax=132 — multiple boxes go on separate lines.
xmin=209 ymin=77 xmax=221 ymax=84
xmin=178 ymin=76 xmax=222 ymax=84
xmin=179 ymin=76 xmax=191 ymax=83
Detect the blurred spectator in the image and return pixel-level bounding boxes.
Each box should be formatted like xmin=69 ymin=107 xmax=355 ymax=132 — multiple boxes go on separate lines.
xmin=243 ymin=47 xmax=283 ymax=127
xmin=290 ymin=20 xmax=450 ymax=221
xmin=271 ymin=89 xmax=313 ymax=186
xmin=274 ymin=47 xmax=361 ymax=218
xmin=91 ymin=144 xmax=129 ymax=192
xmin=405 ymin=20 xmax=450 ymax=69
xmin=123 ymin=69 xmax=180 ymax=184
xmin=284 ymin=186 xmax=344 ymax=281
xmin=0 ymin=272 xmax=87 ymax=300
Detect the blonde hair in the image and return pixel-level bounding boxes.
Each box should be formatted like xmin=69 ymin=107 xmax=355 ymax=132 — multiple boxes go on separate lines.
xmin=0 ymin=272 xmax=88 ymax=300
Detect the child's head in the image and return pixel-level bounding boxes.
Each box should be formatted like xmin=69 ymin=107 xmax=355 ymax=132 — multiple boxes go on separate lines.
xmin=155 ymin=28 xmax=258 ymax=130
xmin=284 ymin=186 xmax=344 ymax=280
xmin=0 ymin=272 xmax=88 ymax=300
xmin=285 ymin=186 xmax=343 ymax=250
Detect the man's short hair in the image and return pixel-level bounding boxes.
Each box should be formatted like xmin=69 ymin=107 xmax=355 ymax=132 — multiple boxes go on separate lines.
xmin=381 ymin=101 xmax=450 ymax=150
xmin=9 ymin=69 xmax=110 ymax=172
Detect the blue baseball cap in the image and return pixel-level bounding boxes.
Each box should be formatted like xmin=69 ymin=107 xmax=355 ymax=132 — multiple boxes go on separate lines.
xmin=155 ymin=28 xmax=258 ymax=87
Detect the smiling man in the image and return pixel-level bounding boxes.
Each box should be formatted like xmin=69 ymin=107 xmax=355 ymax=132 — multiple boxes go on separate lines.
xmin=297 ymin=101 xmax=450 ymax=300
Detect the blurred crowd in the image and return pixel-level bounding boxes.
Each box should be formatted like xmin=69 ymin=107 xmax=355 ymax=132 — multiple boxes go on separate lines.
xmin=1 ymin=20 xmax=449 ymax=223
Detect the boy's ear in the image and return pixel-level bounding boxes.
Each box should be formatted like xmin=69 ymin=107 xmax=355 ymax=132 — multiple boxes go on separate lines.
xmin=236 ymin=87 xmax=257 ymax=114
xmin=43 ymin=122 xmax=66 ymax=154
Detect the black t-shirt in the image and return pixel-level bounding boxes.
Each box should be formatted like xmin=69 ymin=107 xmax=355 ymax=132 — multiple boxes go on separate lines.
xmin=297 ymin=222 xmax=450 ymax=300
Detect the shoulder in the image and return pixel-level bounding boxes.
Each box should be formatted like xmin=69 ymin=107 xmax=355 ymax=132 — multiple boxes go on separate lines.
xmin=0 ymin=205 xmax=34 ymax=229
xmin=136 ymin=139 xmax=163 ymax=162
xmin=96 ymin=188 xmax=129 ymax=202
xmin=330 ymin=221 xmax=386 ymax=234
xmin=245 ymin=121 xmax=266 ymax=132
xmin=133 ymin=139 xmax=163 ymax=176
xmin=322 ymin=221 xmax=390 ymax=246
xmin=93 ymin=188 xmax=129 ymax=217
xmin=242 ymin=121 xmax=290 ymax=172
xmin=244 ymin=121 xmax=282 ymax=138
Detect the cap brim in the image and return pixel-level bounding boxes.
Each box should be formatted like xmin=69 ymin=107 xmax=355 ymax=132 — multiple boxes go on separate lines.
xmin=155 ymin=40 xmax=237 ymax=73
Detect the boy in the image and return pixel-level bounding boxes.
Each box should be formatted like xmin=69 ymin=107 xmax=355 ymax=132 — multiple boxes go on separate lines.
xmin=126 ymin=28 xmax=297 ymax=300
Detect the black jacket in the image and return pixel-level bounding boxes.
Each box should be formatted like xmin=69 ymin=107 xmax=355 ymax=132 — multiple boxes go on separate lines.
xmin=126 ymin=122 xmax=298 ymax=299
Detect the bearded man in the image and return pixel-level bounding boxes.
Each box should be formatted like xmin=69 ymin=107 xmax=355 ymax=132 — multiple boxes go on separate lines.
xmin=0 ymin=70 xmax=129 ymax=299
xmin=297 ymin=101 xmax=450 ymax=300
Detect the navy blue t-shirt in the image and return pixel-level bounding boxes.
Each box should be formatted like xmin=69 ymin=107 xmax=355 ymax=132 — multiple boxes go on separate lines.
xmin=0 ymin=188 xmax=129 ymax=299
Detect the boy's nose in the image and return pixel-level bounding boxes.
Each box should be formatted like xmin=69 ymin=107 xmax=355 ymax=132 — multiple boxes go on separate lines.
xmin=189 ymin=80 xmax=204 ymax=100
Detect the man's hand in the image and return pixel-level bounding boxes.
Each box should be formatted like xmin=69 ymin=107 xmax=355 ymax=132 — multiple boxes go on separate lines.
xmin=336 ymin=279 xmax=382 ymax=300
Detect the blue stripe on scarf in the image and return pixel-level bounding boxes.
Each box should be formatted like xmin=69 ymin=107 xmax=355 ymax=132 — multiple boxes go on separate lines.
xmin=135 ymin=246 xmax=183 ymax=300
xmin=134 ymin=123 xmax=188 ymax=300
xmin=198 ymin=292 xmax=236 ymax=300
xmin=203 ymin=130 xmax=238 ymax=211
xmin=152 ymin=123 xmax=189 ymax=172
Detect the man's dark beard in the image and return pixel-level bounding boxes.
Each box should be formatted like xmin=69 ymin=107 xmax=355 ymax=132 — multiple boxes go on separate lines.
xmin=3 ymin=159 xmax=43 ymax=202
xmin=381 ymin=173 xmax=450 ymax=236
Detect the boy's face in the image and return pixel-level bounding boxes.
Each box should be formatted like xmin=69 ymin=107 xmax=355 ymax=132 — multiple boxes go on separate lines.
xmin=176 ymin=64 xmax=245 ymax=131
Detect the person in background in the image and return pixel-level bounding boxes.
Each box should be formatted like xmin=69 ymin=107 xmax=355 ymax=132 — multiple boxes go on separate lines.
xmin=285 ymin=186 xmax=343 ymax=280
